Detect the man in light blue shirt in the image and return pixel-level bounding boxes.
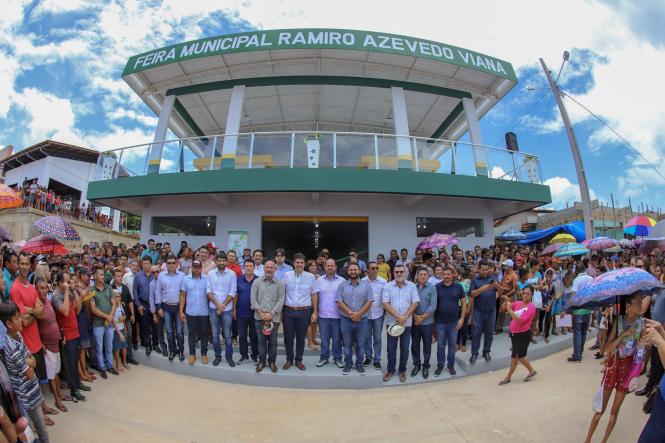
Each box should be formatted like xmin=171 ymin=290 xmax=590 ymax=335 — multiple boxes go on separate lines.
xmin=411 ymin=266 xmax=437 ymax=379
xmin=2 ymin=250 xmax=18 ymax=301
xmin=155 ymin=254 xmax=186 ymax=361
xmin=336 ymin=263 xmax=372 ymax=375
xmin=274 ymin=248 xmax=293 ymax=281
xmin=179 ymin=260 xmax=209 ymax=365
xmin=206 ymin=251 xmax=238 ymax=367
xmin=362 ymin=262 xmax=387 ymax=370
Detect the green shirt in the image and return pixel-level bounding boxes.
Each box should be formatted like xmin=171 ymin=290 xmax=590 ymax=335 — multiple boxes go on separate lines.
xmin=91 ymin=284 xmax=113 ymax=328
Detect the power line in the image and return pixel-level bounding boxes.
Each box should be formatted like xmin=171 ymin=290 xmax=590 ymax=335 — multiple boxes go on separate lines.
xmin=561 ymin=92 xmax=665 ymax=182
xmin=492 ymin=92 xmax=548 ymax=146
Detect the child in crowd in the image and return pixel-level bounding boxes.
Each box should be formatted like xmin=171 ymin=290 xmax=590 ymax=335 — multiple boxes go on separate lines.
xmin=1 ymin=302 xmax=51 ymax=443
xmin=112 ymin=290 xmax=128 ymax=371
xmin=538 ymin=270 xmax=555 ymax=343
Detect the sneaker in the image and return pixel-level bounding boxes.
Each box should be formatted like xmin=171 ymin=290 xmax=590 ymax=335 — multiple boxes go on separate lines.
xmin=316 ymin=359 xmax=329 ymax=368
xmin=567 ymin=356 xmax=581 ymax=363
xmin=179 ymin=352 xmax=185 ymax=362
xmin=434 ymin=366 xmax=444 ymax=377
xmin=99 ymin=370 xmax=107 ymax=379
xmin=108 ymin=368 xmax=119 ymax=376
xmin=168 ymin=352 xmax=175 ymax=362
xmin=342 ymin=366 xmax=352 ymax=375
xmin=469 ymin=355 xmax=477 ymax=365
xmin=483 ymin=353 xmax=491 ymax=362
xmin=356 ymin=365 xmax=365 ymax=375
xmin=213 ymin=356 xmax=222 ymax=366
xmin=226 ymin=357 xmax=236 ymax=367
xmin=238 ymin=356 xmax=249 ymax=364
xmin=589 ymin=343 xmax=600 ymax=350
xmin=334 ymin=359 xmax=345 ymax=369
xmin=373 ymin=362 xmax=382 ymax=370
xmin=448 ymin=365 xmax=456 ymax=376
xmin=363 ymin=358 xmax=371 ymax=366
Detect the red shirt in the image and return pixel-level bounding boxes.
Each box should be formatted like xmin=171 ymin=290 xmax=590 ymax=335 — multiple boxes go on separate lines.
xmin=51 ymin=288 xmax=79 ymax=341
xmin=228 ymin=263 xmax=242 ymax=277
xmin=10 ymin=280 xmax=43 ymax=354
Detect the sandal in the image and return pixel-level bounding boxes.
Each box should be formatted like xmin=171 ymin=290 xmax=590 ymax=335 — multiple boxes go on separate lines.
xmin=61 ymin=394 xmax=73 ymax=402
xmin=56 ymin=403 xmax=68 ymax=413
xmin=44 ymin=416 xmax=55 ymax=426
xmin=523 ymin=371 xmax=538 ymax=382
xmin=498 ymin=379 xmax=511 ymax=386
xmin=43 ymin=406 xmax=59 ymax=415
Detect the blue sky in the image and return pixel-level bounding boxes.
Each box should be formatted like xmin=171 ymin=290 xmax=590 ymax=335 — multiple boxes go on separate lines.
xmin=0 ymin=0 xmax=664 ymax=211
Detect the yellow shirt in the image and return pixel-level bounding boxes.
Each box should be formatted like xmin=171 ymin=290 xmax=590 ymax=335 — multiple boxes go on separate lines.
xmin=377 ymin=263 xmax=390 ymax=280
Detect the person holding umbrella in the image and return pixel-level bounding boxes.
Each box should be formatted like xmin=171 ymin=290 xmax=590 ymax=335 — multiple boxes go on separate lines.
xmin=583 ymin=291 xmax=645 ymax=443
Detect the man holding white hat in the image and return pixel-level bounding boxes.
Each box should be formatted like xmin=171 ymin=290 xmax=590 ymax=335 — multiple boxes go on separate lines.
xmin=381 ymin=264 xmax=419 ymax=383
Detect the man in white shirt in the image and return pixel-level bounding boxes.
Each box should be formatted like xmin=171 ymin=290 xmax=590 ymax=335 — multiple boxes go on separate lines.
xmin=395 ymin=248 xmax=412 ymax=279
xmin=362 ymin=261 xmax=387 ymax=370
xmin=252 ymin=249 xmax=265 ymax=278
xmin=564 ymin=263 xmax=593 ymax=363
xmin=206 ymin=251 xmax=238 ymax=367
xmin=282 ymin=253 xmax=318 ymax=370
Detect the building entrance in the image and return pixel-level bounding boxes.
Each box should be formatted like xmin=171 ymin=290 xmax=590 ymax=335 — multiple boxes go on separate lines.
xmin=261 ymin=216 xmax=368 ymax=263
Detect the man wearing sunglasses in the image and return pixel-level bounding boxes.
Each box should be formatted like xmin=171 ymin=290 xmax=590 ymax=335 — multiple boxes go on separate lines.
xmin=274 ymin=248 xmax=293 ymax=282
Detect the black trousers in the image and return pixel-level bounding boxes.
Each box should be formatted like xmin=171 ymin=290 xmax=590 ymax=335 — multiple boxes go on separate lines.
xmin=647 ymin=344 xmax=663 ymax=390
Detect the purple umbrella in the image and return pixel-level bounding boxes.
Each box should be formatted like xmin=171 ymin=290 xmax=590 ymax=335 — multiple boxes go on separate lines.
xmin=0 ymin=225 xmax=11 ymax=243
xmin=540 ymin=243 xmax=565 ymax=256
xmin=417 ymin=233 xmax=458 ymax=250
xmin=565 ymin=267 xmax=663 ymax=309
xmin=34 ymin=216 xmax=80 ymax=241
xmin=618 ymin=239 xmax=635 ymax=249
xmin=582 ymin=237 xmax=618 ymax=252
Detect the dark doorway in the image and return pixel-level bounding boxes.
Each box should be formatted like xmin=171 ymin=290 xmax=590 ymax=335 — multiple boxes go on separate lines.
xmin=47 ymin=179 xmax=82 ymax=203
xmin=262 ymin=217 xmax=368 ymax=263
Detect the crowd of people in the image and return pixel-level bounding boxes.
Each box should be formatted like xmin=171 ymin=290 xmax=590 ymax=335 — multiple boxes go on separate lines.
xmin=12 ymin=179 xmax=114 ymax=228
xmin=0 ymin=237 xmax=663 ymax=442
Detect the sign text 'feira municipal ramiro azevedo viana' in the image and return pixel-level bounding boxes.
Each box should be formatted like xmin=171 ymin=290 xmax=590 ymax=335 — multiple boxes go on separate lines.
xmin=124 ymin=29 xmax=515 ymax=81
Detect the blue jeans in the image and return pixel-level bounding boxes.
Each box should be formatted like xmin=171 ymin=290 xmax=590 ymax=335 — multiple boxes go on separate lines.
xmin=162 ymin=303 xmax=183 ymax=354
xmin=340 ymin=317 xmax=368 ymax=367
xmin=365 ymin=315 xmax=384 ymax=363
xmin=93 ymin=325 xmax=114 ymax=370
xmin=209 ymin=309 xmax=233 ymax=359
xmin=471 ymin=310 xmax=496 ymax=356
xmin=572 ymin=313 xmax=591 ymax=360
xmin=411 ymin=323 xmax=434 ymax=368
xmin=237 ymin=316 xmax=258 ymax=359
xmin=283 ymin=307 xmax=310 ymax=363
xmin=386 ymin=325 xmax=411 ymax=374
xmin=318 ymin=317 xmax=341 ymax=361
xmin=436 ymin=322 xmax=458 ymax=368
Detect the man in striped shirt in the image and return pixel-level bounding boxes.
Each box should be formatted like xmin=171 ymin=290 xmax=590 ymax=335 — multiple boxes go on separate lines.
xmin=382 ymin=264 xmax=419 ymax=383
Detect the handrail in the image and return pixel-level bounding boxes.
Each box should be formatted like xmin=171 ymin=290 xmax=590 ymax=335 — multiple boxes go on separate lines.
xmin=97 ymin=130 xmax=539 ymax=159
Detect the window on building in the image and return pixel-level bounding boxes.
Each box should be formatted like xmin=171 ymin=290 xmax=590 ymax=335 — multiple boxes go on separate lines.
xmin=151 ymin=216 xmax=216 ymax=236
xmin=416 ymin=217 xmax=484 ymax=238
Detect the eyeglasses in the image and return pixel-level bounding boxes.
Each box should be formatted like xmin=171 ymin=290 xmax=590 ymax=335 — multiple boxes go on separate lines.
xmin=394 ymin=271 xmax=404 ymax=274
xmin=167 ymin=261 xmax=176 ymax=265
xmin=275 ymin=254 xmax=284 ymax=257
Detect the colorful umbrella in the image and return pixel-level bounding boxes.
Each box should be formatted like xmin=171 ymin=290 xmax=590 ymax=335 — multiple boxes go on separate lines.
xmin=0 ymin=184 xmax=22 ymax=209
xmin=34 ymin=216 xmax=80 ymax=241
xmin=603 ymin=245 xmax=622 ymax=253
xmin=550 ymin=233 xmax=576 ymax=244
xmin=582 ymin=236 xmax=618 ymax=251
xmin=21 ymin=235 xmax=68 ymax=256
xmin=625 ymin=216 xmax=657 ymax=228
xmin=565 ymin=267 xmax=663 ymax=309
xmin=553 ymin=242 xmax=590 ymax=258
xmin=618 ymin=239 xmax=635 ymax=249
xmin=417 ymin=233 xmax=458 ymax=250
xmin=540 ymin=243 xmax=565 ymax=256
xmin=0 ymin=225 xmax=11 ymax=243
xmin=624 ymin=225 xmax=650 ymax=237
xmin=496 ymin=229 xmax=526 ymax=242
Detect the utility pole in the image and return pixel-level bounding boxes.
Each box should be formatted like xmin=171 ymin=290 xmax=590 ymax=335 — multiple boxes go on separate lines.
xmin=540 ymin=56 xmax=594 ymax=240
xmin=610 ymin=193 xmax=617 ymax=240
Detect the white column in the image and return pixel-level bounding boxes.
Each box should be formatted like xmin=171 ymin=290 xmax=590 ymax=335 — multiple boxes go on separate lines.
xmin=462 ymin=97 xmax=488 ymax=176
xmin=112 ymin=209 xmax=121 ymax=232
xmin=391 ymin=87 xmax=412 ymax=169
xmin=146 ymin=95 xmax=176 ymax=174
xmin=221 ymin=85 xmax=246 ymax=168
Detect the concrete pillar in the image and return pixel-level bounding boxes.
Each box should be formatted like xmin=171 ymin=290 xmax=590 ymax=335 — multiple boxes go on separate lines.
xmin=221 ymin=85 xmax=246 ymax=168
xmin=391 ymin=87 xmax=412 ymax=170
xmin=462 ymin=97 xmax=488 ymax=177
xmin=147 ymin=95 xmax=176 ymax=174
xmin=112 ymin=209 xmax=120 ymax=232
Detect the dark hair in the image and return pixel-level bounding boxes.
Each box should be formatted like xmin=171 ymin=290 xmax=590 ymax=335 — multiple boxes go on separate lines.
xmin=148 ymin=239 xmax=155 ymax=244
xmin=243 ymin=260 xmax=255 ymax=267
xmin=113 ymin=268 xmax=124 ymax=276
xmin=347 ymin=262 xmax=361 ymax=271
xmin=56 ymin=271 xmax=68 ymax=284
xmin=252 ymin=249 xmax=264 ymax=256
xmin=442 ymin=266 xmax=454 ymax=273
xmin=142 ymin=256 xmax=152 ymax=263
xmin=166 ymin=253 xmax=177 ymax=262
xmin=416 ymin=266 xmax=430 ymax=275
xmin=216 ymin=251 xmax=227 ymax=260
xmin=478 ymin=260 xmax=491 ymax=269
xmin=293 ymin=252 xmax=306 ymax=262
xmin=34 ymin=277 xmax=48 ymax=288
xmin=2 ymin=249 xmax=17 ymax=268
xmin=0 ymin=302 xmax=19 ymax=327
xmin=522 ymin=285 xmax=535 ymax=296
xmin=400 ymin=248 xmax=408 ymax=253
xmin=275 ymin=248 xmax=286 ymax=256
xmin=18 ymin=251 xmax=30 ymax=263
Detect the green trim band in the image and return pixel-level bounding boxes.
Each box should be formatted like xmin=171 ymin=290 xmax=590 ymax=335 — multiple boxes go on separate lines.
xmin=123 ymin=28 xmax=517 ymax=82
xmin=429 ymin=101 xmax=465 ymax=140
xmin=165 ymin=76 xmax=473 ymax=100
xmin=173 ymin=99 xmax=207 ymax=142
xmin=87 ymin=168 xmax=551 ymax=205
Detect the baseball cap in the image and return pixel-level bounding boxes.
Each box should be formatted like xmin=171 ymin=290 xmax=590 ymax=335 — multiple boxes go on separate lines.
xmin=192 ymin=259 xmax=202 ymax=267
xmin=206 ymin=241 xmax=218 ymax=250
xmin=501 ymin=259 xmax=515 ymax=268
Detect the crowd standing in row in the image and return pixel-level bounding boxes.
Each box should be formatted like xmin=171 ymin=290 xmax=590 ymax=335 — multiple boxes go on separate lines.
xmin=0 ymin=238 xmax=663 ymax=442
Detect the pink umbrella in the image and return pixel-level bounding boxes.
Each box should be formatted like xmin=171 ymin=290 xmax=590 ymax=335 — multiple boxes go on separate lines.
xmin=582 ymin=237 xmax=618 ymax=252
xmin=541 ymin=243 xmax=565 ymax=256
xmin=417 ymin=233 xmax=459 ymax=250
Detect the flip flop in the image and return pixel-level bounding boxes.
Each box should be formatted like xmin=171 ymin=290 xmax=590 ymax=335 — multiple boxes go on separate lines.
xmin=56 ymin=403 xmax=68 ymax=413
xmin=43 ymin=407 xmax=58 ymax=415
xmin=498 ymin=379 xmax=511 ymax=386
xmin=44 ymin=416 xmax=55 ymax=426
xmin=523 ymin=371 xmax=538 ymax=382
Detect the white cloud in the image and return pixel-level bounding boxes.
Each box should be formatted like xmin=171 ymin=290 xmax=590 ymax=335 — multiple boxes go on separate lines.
xmin=543 ymin=176 xmax=598 ymax=209
xmin=109 ymin=108 xmax=159 ymax=127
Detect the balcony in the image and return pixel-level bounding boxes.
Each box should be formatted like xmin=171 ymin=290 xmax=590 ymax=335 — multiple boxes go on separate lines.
xmin=94 ymin=131 xmax=542 ymax=184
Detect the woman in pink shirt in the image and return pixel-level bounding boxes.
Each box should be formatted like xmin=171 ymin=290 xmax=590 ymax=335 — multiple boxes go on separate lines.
xmin=499 ymin=285 xmax=537 ymax=385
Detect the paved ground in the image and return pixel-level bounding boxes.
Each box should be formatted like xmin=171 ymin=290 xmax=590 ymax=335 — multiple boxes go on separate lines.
xmin=46 ymin=344 xmax=648 ymax=443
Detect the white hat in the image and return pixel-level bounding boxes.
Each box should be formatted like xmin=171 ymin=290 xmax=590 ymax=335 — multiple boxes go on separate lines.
xmin=387 ymin=324 xmax=405 ymax=337
xmin=502 ymin=259 xmax=515 ymax=268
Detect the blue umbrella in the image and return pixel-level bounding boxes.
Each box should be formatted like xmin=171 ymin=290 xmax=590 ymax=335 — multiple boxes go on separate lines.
xmin=496 ymin=229 xmax=526 ymax=242
xmin=553 ymin=242 xmax=589 ymax=258
xmin=565 ymin=267 xmax=663 ymax=309
xmin=624 ymin=225 xmax=650 ymax=237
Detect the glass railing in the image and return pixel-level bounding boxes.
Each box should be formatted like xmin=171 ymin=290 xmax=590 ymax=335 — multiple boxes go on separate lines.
xmin=95 ymin=131 xmax=541 ymax=184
